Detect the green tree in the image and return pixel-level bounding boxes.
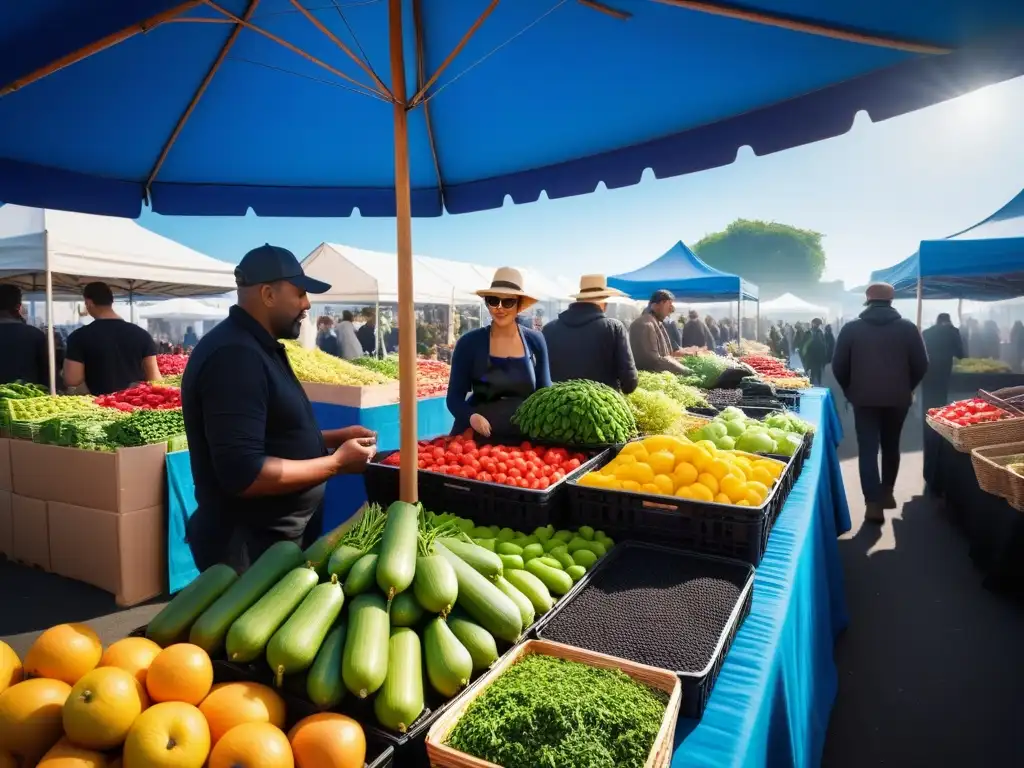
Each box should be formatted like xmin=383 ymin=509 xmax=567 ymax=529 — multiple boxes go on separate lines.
xmin=691 ymin=219 xmax=826 ymax=288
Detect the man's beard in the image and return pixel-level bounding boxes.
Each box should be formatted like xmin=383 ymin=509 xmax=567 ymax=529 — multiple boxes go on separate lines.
xmin=273 ymin=313 xmax=304 ymax=340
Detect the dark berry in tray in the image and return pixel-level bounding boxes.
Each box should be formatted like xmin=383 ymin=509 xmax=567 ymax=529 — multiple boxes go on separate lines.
xmin=538 ymin=546 xmax=749 ymax=674
xmin=706 ymin=388 xmax=743 ymax=407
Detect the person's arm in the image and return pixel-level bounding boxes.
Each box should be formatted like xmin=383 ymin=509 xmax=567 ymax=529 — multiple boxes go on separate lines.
xmin=323 ymin=425 xmax=376 ymax=451
xmin=953 ymin=329 xmax=965 ymax=360
xmin=830 ymin=326 xmax=852 ymax=390
xmin=142 ymin=356 xmax=161 ymax=382
xmin=614 ymin=323 xmax=640 ymax=395
xmin=909 ymin=327 xmax=929 ymax=390
xmin=529 ymin=331 xmax=552 ymax=389
xmin=63 ymin=330 xmax=86 ymax=389
xmin=445 ymin=334 xmax=476 ymax=424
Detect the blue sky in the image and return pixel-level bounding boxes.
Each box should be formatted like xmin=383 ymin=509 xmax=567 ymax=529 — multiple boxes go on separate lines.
xmin=139 ymin=75 xmax=1024 ymax=290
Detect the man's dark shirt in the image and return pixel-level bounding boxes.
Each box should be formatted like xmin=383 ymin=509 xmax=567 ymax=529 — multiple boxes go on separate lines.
xmin=182 ymin=306 xmax=328 ymax=539
xmin=356 ymin=323 xmax=376 ymax=354
xmin=0 ymin=317 xmax=48 ymax=386
xmin=65 ymin=318 xmax=156 ymax=394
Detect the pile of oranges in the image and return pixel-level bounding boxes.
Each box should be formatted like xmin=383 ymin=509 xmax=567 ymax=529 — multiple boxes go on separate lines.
xmin=0 ymin=624 xmax=365 ymax=768
xmin=576 ymin=434 xmax=784 ymax=507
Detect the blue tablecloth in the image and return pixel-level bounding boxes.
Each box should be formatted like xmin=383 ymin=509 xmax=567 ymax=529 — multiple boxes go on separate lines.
xmin=673 ymin=388 xmax=851 ymax=768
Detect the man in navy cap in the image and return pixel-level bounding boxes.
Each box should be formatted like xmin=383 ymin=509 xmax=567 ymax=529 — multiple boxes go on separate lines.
xmin=182 ymin=245 xmax=377 ymax=572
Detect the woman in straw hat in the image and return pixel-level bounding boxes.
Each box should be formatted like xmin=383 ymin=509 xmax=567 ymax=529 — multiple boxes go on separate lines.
xmin=542 ymin=275 xmax=638 ymax=394
xmin=446 ymin=267 xmax=551 ymax=439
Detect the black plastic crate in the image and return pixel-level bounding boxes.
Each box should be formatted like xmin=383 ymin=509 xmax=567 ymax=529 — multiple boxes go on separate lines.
xmin=565 ymin=450 xmax=794 ymax=566
xmin=775 ymin=388 xmax=803 ymax=408
xmin=531 ymin=542 xmax=754 ymax=718
xmin=364 ymin=447 xmax=610 ymax=529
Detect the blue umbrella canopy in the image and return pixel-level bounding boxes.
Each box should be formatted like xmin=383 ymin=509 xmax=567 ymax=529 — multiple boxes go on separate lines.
xmin=1 ymin=1 xmax=1023 ymax=217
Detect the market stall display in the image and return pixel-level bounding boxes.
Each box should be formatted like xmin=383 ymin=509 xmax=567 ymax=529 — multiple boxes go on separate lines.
xmin=512 ymin=380 xmax=637 ymax=446
xmin=94 ymin=383 xmax=181 ymax=411
xmin=350 ymin=355 xmax=452 ymax=400
xmin=953 ymin=358 xmax=1012 ymax=374
xmin=925 ymin=396 xmax=1024 ymax=452
xmin=156 ymin=353 xmax=189 ymax=376
xmin=283 ymin=340 xmax=392 ymax=386
xmin=686 ymin=406 xmax=811 ymax=457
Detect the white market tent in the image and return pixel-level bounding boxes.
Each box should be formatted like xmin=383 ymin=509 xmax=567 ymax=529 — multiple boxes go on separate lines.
xmin=137 ymin=297 xmax=229 ymax=321
xmin=760 ymin=292 xmax=829 ymax=318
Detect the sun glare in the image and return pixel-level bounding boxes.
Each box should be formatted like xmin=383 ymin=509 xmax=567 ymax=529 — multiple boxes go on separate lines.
xmin=952 ymin=85 xmax=1000 ymax=125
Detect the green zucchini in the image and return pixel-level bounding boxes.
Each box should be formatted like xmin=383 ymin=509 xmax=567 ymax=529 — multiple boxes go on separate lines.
xmin=266 ymin=575 xmax=345 ymax=684
xmin=472 ymin=537 xmax=497 ymax=552
xmin=344 ymin=553 xmax=378 ymax=596
xmin=567 ymin=537 xmax=590 ymax=554
xmin=498 ymin=553 xmax=524 ymax=571
xmin=537 ymin=556 xmax=563 ymax=570
xmin=436 ymin=543 xmax=522 ymax=643
xmin=306 ymin=622 xmax=346 ymax=708
xmin=533 ymin=526 xmax=554 ymax=542
xmin=566 ymin=565 xmax=586 ymax=583
xmin=437 ymin=538 xmax=502 ymax=579
xmin=496 ymin=527 xmax=516 ymax=542
xmin=374 ymin=628 xmax=424 ymax=733
xmin=447 ymin=612 xmax=499 ymax=671
xmin=525 ymin=559 xmax=574 ymax=596
xmin=550 ymin=549 xmax=576 ymax=570
xmin=343 ymin=593 xmax=390 ymax=697
xmin=412 ymin=554 xmax=458 ymax=615
xmin=147 ymin=563 xmax=237 ymax=647
xmin=493 ymin=575 xmax=535 ymax=628
xmin=495 ymin=542 xmax=523 ymax=556
xmin=504 ymin=569 xmax=554 ymax=614
xmin=572 ymin=548 xmax=598 ymax=570
xmin=389 ymin=591 xmax=425 ymax=627
xmin=577 ymin=525 xmax=595 ymax=541
xmin=376 ymin=501 xmax=419 ymax=599
xmin=303 ymin=522 xmax=348 ymax=575
xmin=225 ymin=565 xmax=319 ymax=662
xmin=327 ymin=544 xmax=365 ymax=580
xmin=468 ymin=526 xmax=491 ymax=539
xmin=424 ymin=617 xmax=473 ymax=698
xmin=541 ymin=537 xmax=563 ymax=553
xmin=521 ymin=543 xmax=544 ymax=561
xmin=553 ymin=529 xmax=574 ymax=542
xmin=189 ymin=541 xmax=304 ymax=654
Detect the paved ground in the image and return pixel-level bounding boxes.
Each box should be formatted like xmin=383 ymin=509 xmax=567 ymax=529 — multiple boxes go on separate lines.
xmin=3 ymin=386 xmax=1023 ymax=765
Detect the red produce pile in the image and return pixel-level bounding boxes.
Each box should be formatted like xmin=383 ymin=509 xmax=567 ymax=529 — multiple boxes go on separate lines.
xmin=157 ymin=354 xmax=189 ymax=376
xmin=928 ymin=398 xmax=1013 ymax=427
xmin=416 ymin=359 xmax=450 ymax=399
xmin=381 ymin=432 xmax=586 ymax=489
xmin=739 ymin=355 xmax=799 ymax=378
xmin=95 ymin=383 xmax=182 ymax=412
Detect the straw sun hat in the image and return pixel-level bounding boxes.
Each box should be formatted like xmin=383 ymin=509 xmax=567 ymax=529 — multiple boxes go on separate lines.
xmin=572 ymin=274 xmax=626 ymax=302
xmin=476 ymin=267 xmax=538 ymax=311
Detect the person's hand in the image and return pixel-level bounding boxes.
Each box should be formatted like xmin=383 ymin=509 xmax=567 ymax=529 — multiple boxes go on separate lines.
xmin=337 ymin=425 xmax=377 ymax=443
xmin=334 ymin=436 xmax=377 ymax=473
xmin=469 ymin=413 xmax=492 ymax=437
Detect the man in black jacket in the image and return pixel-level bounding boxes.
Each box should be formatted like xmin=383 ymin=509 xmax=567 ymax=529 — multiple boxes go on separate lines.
xmin=0 ymin=285 xmax=49 ymax=387
xmin=921 ymin=313 xmax=964 ymax=411
xmin=543 ymin=275 xmax=639 ymax=393
xmin=832 ymin=283 xmax=928 ymax=523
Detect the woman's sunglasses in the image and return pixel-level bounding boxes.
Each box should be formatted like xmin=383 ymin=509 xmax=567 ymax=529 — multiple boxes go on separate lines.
xmin=485 ymin=296 xmax=519 ymax=309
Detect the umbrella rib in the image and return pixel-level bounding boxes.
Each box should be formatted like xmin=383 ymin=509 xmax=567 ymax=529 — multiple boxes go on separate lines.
xmin=0 ymin=0 xmax=205 ymax=98
xmin=408 ymin=0 xmax=501 ymax=109
xmin=288 ymin=0 xmax=393 ymax=100
xmin=202 ymin=1 xmax=386 ymax=99
xmin=412 ymin=0 xmax=445 ymax=207
xmin=578 ymin=0 xmax=632 ymax=20
xmin=146 ymin=0 xmax=263 ymax=197
xmin=651 ymin=0 xmax=952 ymax=55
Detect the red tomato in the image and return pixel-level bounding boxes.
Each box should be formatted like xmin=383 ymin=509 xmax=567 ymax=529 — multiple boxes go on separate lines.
xmin=479 ymin=472 xmax=492 ymax=483
xmin=450 ymin=443 xmax=463 ymax=455
xmin=520 ymin=441 xmax=532 ymax=450
xmin=463 ymin=440 xmax=477 ymax=453
xmin=479 ymin=445 xmax=492 ymax=456
xmin=566 ymin=458 xmax=581 ymax=471
xmin=494 ymin=473 xmax=507 ymax=484
xmin=432 ymin=447 xmax=445 ymax=459
xmin=417 ymin=460 xmax=426 ymax=469
xmin=538 ymin=477 xmax=550 ymax=490
xmin=529 ymin=479 xmax=540 ymax=490
xmin=497 ymin=462 xmax=508 ymax=473
xmin=465 ymin=468 xmax=478 ymax=479
xmin=541 ymin=465 xmax=554 ymax=477
xmin=508 ymin=468 xmax=522 ymax=479
xmin=513 ymin=458 xmax=527 ymax=473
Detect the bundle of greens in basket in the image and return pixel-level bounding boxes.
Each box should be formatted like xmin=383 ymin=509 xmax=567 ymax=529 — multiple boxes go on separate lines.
xmin=105 ymin=408 xmax=186 ymax=448
xmin=5 ymin=395 xmax=102 ymax=440
xmin=37 ymin=410 xmax=130 ymax=451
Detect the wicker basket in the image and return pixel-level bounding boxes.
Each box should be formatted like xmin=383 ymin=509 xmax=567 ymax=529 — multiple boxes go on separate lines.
xmin=970 ymin=442 xmax=1024 ymax=511
xmin=925 ymin=414 xmax=1024 ymax=453
xmin=425 ymin=639 xmax=682 ymax=768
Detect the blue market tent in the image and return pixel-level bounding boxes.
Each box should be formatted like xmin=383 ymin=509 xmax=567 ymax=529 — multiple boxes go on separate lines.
xmin=609 ymin=241 xmax=758 ymax=302
xmin=871 ymin=187 xmax=1024 ymax=301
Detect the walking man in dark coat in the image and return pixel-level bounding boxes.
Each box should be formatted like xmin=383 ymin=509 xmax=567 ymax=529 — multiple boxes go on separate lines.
xmin=921 ymin=313 xmax=964 ymax=411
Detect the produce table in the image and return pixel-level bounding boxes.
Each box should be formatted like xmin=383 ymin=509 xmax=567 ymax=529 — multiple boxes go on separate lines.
xmin=949 ymin=372 xmax=1024 ymax=396
xmin=923 ymin=427 xmax=1024 ymax=600
xmin=672 ymin=388 xmax=851 ymax=768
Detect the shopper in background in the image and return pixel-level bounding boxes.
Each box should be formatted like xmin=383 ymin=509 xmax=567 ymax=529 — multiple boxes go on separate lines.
xmin=680 ymin=309 xmax=712 ymax=349
xmin=183 ymin=326 xmax=199 ymax=349
xmin=921 ymin=312 xmax=965 ymax=412
xmin=356 ymin=309 xmax=378 ymax=357
xmin=832 ymin=282 xmax=928 ymax=523
xmin=705 ymin=316 xmax=721 ymax=348
xmin=315 ymin=315 xmax=343 ymax=357
xmin=801 ymin=318 xmax=829 ymax=386
xmin=447 ymin=268 xmax=551 ymax=440
xmin=543 ymin=275 xmax=638 ymax=394
xmin=182 ymin=244 xmax=376 ymax=572
xmin=64 ymin=282 xmax=160 ymax=395
xmin=0 ymin=284 xmax=49 ymax=387
xmin=1010 ymin=320 xmax=1024 ymax=372
xmin=630 ymin=290 xmax=691 ymax=375
xmin=336 ymin=310 xmax=363 ymax=360
xmin=824 ymin=323 xmax=836 ymax=363
xmin=663 ymin=314 xmax=682 ymax=351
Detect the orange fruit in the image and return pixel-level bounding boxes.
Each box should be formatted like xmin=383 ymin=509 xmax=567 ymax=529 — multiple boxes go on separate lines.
xmin=37 ymin=736 xmax=113 ymax=767
xmin=199 ymin=683 xmax=286 ymax=746
xmin=209 ymin=722 xmax=293 ymax=768
xmin=689 ymin=483 xmax=715 ymax=503
xmin=99 ymin=638 xmax=162 ymax=687
xmin=24 ymin=624 xmax=102 ymax=686
xmin=672 ymin=462 xmax=698 ymax=488
xmin=288 ymin=714 xmax=365 ymax=768
xmin=0 ymin=643 xmax=21 ymax=695
xmin=715 ymin=493 xmax=733 ymax=505
xmin=123 ymin=702 xmax=209 ymax=768
xmin=63 ymin=667 xmax=146 ymax=750
xmin=145 ymin=645 xmax=212 ymax=706
xmin=0 ymin=678 xmax=72 ymax=763
xmin=696 ymin=472 xmax=719 ymax=496
xmin=646 ymin=450 xmax=675 ymax=476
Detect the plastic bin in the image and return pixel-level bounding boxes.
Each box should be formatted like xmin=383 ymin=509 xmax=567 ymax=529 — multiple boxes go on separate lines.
xmin=531 ymin=542 xmax=754 ymax=718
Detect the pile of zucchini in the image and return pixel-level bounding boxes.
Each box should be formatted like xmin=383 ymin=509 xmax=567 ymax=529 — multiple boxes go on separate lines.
xmin=143 ymin=502 xmax=613 ymax=734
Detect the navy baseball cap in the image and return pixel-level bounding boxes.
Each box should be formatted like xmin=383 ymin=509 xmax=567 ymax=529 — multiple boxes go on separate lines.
xmin=234 ymin=244 xmax=331 ymax=294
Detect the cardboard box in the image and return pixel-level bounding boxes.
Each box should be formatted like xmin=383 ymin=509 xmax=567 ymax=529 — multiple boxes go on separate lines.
xmin=302 ymin=381 xmax=400 ymax=409
xmin=0 ymin=438 xmax=10 ymax=492
xmin=48 ymin=502 xmax=165 ymax=607
xmin=11 ymin=494 xmax=48 ymax=569
xmin=11 ymin=440 xmax=167 ymax=513
xmin=0 ymin=490 xmax=11 ymax=557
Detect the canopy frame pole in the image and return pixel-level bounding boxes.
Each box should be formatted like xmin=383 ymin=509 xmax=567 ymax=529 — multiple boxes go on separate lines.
xmin=44 ymin=236 xmax=56 ymax=395
xmin=755 ymin=299 xmax=760 ymax=343
xmin=390 ymin=0 xmax=418 ymax=503
xmin=916 ymin=278 xmax=923 ymax=329
xmin=651 ymin=0 xmax=951 ymax=55
xmin=146 ymin=0 xmax=261 ymax=197
xmin=0 ymin=0 xmax=203 ymax=97
xmin=957 ymin=298 xmax=963 ymax=326
xmin=736 ymin=289 xmax=742 ymax=355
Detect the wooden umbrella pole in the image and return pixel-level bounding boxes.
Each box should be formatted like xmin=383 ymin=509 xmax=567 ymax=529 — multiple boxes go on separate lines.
xmin=390 ymin=0 xmax=419 ymax=503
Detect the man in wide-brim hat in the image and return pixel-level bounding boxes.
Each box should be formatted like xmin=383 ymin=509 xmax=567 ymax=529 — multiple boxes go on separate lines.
xmin=542 ymin=275 xmax=639 ymax=394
